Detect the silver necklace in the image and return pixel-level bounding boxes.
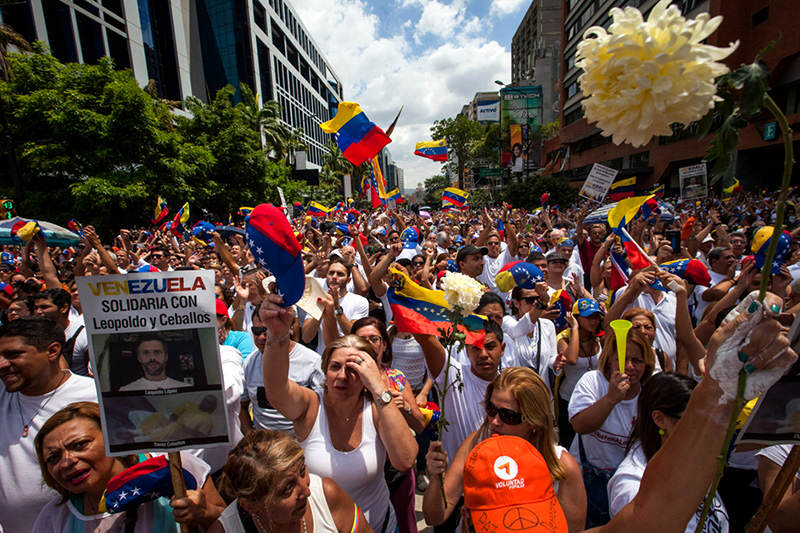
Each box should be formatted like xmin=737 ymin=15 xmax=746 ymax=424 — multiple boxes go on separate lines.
xmin=16 ymin=371 xmax=69 ymax=437
xmin=252 ymin=512 xmax=307 ymax=533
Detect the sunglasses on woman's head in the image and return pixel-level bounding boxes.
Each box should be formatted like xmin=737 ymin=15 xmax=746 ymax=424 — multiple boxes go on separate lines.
xmin=486 ymin=400 xmax=523 ymax=425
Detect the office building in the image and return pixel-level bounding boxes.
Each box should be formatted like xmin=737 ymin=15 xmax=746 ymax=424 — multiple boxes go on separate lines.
xmin=511 ymin=0 xmax=561 ymax=124
xmin=545 ymin=0 xmax=800 ymax=192
xmin=2 ymin=0 xmax=343 ymax=167
xmin=462 ymin=91 xmax=500 ymax=123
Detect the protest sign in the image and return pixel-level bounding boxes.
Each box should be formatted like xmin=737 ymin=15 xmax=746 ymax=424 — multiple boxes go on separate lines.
xmin=77 ymin=270 xmax=231 ymax=456
xmin=736 ymin=373 xmax=800 ymax=447
xmin=679 ymin=163 xmax=708 ymax=201
xmin=580 ymin=163 xmax=618 ymax=203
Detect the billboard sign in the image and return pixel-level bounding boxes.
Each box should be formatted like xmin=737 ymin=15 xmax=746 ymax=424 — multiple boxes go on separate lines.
xmin=500 ymin=85 xmax=543 ymax=176
xmin=476 ymin=99 xmax=500 ymax=122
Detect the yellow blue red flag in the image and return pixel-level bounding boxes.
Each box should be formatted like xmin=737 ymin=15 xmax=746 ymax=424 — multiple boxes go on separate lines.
xmin=320 ymin=102 xmax=391 ymax=166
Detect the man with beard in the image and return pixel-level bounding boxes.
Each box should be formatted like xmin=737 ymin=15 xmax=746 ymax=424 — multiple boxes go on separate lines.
xmin=119 ymin=334 xmax=189 ymax=391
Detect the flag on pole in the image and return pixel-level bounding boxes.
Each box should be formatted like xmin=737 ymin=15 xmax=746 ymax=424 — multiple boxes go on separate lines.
xmin=608 ymin=177 xmax=637 ymax=201
xmin=320 ymin=102 xmax=391 ymax=166
xmin=608 ymin=195 xmax=655 ymax=271
xmin=414 ymin=139 xmax=448 ymax=162
xmin=152 ymin=196 xmax=169 ymax=225
xmin=385 ymin=106 xmax=404 ymax=138
xmin=442 ymin=187 xmax=469 ymax=207
xmin=308 ymin=201 xmax=333 ymax=216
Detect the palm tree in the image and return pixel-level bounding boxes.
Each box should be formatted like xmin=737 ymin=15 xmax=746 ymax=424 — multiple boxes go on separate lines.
xmin=0 ymin=22 xmax=32 ymax=204
xmin=283 ymin=127 xmax=308 ymax=167
xmin=238 ymin=83 xmax=290 ymax=154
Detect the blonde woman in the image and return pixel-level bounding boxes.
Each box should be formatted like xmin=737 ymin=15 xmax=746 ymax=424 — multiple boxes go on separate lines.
xmin=211 ymin=430 xmax=371 ymax=533
xmin=423 ymin=367 xmax=586 ymax=532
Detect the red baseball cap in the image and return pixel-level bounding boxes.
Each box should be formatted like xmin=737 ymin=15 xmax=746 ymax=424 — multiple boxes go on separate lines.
xmin=463 ymin=435 xmax=567 ymax=533
xmin=215 ymin=299 xmax=229 ymax=318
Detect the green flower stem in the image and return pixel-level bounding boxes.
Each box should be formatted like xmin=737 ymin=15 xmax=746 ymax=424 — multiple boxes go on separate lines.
xmin=696 ymin=93 xmax=794 ymax=533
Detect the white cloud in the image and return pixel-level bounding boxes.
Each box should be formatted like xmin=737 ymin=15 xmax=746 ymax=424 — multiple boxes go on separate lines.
xmin=489 ymin=0 xmax=529 ymax=17
xmin=294 ymin=0 xmax=510 ymax=189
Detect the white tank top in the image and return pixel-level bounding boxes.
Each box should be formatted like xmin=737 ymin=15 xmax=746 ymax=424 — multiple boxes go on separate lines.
xmin=215 ymin=474 xmax=339 ymax=533
xmin=300 ymin=392 xmax=397 ymax=533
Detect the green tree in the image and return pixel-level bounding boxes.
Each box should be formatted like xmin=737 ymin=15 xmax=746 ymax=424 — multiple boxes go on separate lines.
xmin=0 ymin=23 xmax=32 ymax=202
xmin=503 ymin=173 xmax=579 ymax=209
xmin=423 ymin=174 xmax=452 ymax=205
xmin=431 ymin=114 xmax=484 ymax=188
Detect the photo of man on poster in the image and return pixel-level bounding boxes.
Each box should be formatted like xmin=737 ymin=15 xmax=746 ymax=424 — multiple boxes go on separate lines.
xmin=119 ymin=333 xmax=191 ymax=392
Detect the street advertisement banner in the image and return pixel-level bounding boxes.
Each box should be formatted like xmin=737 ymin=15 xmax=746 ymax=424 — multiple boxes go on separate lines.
xmin=476 ymin=99 xmax=500 ymax=122
xmin=679 ymin=163 xmax=708 ymax=201
xmin=500 ymin=86 xmax=543 ymax=176
xmin=580 ymin=163 xmax=619 ymax=203
xmin=77 ymin=271 xmax=231 ymax=456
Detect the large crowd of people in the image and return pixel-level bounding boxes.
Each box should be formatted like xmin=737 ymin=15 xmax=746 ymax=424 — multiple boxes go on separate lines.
xmin=1 ymin=190 xmax=799 ymax=533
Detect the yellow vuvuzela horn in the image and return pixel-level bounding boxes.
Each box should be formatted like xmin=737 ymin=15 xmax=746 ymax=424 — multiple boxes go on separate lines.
xmin=609 ymin=319 xmax=633 ymax=374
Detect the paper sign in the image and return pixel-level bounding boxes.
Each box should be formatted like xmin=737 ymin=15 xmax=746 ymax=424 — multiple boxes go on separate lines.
xmin=296 ymin=276 xmax=327 ymax=321
xmin=77 ymin=271 xmax=231 ymax=456
xmin=678 ymin=163 xmax=708 ymax=201
xmin=580 ymin=163 xmax=618 ymax=203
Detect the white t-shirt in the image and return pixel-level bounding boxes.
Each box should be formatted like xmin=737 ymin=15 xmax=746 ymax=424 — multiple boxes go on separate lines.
xmin=31 ymin=451 xmax=210 ymax=533
xmin=64 ymin=316 xmax=90 ymax=377
xmin=693 ymin=270 xmax=729 ymax=321
xmin=243 ymin=344 xmax=324 ymax=434
xmin=118 ymin=376 xmax=190 ymax=392
xmin=390 ymin=336 xmax=427 ymax=390
xmin=567 ymin=370 xmax=638 ymax=471
xmin=614 ymin=286 xmax=677 ymax=367
xmin=502 ymin=314 xmax=558 ymax=377
xmin=187 ymin=345 xmax=244 ymax=473
xmin=432 ymin=355 xmax=492 ymax=459
xmin=0 ymin=373 xmax=98 ymax=533
xmin=756 ymin=444 xmax=800 ymax=480
xmin=608 ymin=444 xmax=729 ymax=532
xmin=308 ymin=291 xmax=369 ymax=354
xmin=478 ymin=246 xmax=514 ymax=299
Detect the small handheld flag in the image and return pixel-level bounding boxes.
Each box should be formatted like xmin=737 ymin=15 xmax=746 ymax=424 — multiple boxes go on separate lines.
xmin=608 ymin=177 xmax=637 ymax=201
xmin=152 ymin=196 xmax=169 ymax=225
xmin=442 ymin=187 xmax=469 ymax=207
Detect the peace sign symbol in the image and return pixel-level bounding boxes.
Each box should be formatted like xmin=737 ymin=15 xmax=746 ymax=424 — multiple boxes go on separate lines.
xmin=502 ymin=507 xmax=541 ymax=530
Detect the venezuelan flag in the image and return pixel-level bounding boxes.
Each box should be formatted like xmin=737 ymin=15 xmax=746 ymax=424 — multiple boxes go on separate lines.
xmin=68 ymin=219 xmax=84 ymax=237
xmin=608 ymin=195 xmax=654 ymax=271
xmin=387 ymin=268 xmax=486 ymax=347
xmin=152 ymin=196 xmax=169 ymax=225
xmin=414 ymin=139 xmax=447 ymax=162
xmin=320 ymin=102 xmax=391 ymax=166
xmin=387 ymin=188 xmax=402 ymax=202
xmin=723 ymin=178 xmax=741 ymax=200
xmin=98 ymin=455 xmax=198 ymax=513
xmin=608 ymin=177 xmax=637 ymax=201
xmin=442 ymin=187 xmax=469 ymax=207
xmin=238 ymin=206 xmax=254 ymax=217
xmin=308 ymin=201 xmax=333 ymax=217
xmin=649 ymin=184 xmax=665 ymax=198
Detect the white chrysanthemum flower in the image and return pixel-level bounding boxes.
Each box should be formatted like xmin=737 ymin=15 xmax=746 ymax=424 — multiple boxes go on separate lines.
xmin=576 ymin=0 xmax=738 ymax=147
xmin=440 ymin=272 xmax=484 ymax=317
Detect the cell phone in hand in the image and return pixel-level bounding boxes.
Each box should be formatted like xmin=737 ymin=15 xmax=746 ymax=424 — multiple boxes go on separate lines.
xmin=666 ymin=229 xmax=681 ymax=252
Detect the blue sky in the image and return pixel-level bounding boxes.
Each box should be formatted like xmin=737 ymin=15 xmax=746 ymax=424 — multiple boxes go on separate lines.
xmin=293 ymin=0 xmax=531 ymax=189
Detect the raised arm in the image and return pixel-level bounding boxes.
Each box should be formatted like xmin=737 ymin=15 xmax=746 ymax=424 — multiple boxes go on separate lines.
xmin=412 ymin=333 xmax=447 ymax=379
xmin=604 ymin=268 xmax=655 ymax=329
xmin=595 ymin=311 xmax=796 ymax=533
xmin=211 ymin=233 xmax=241 ymax=278
xmin=259 ymin=292 xmax=315 ymax=422
xmin=32 ymin=234 xmax=61 ymax=289
xmin=84 ymin=226 xmax=118 ymax=273
xmin=368 ymin=243 xmax=401 ymax=297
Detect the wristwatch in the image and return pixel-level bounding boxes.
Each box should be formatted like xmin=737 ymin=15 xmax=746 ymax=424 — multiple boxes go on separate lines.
xmin=375 ymin=390 xmax=392 ymax=407
xmin=334 ymin=305 xmax=344 ymax=316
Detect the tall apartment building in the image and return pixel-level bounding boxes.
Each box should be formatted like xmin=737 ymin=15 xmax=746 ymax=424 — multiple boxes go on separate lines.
xmin=546 ymin=0 xmax=800 ymax=192
xmin=1 ymin=0 xmax=343 ymax=167
xmin=461 ymin=91 xmax=500 ymax=123
xmin=511 ymin=0 xmax=561 ymax=124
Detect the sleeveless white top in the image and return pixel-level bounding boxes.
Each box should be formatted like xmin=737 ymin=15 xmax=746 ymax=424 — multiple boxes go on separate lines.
xmin=300 ymin=392 xmax=397 ymax=533
xmin=216 ymin=474 xmax=338 ymax=533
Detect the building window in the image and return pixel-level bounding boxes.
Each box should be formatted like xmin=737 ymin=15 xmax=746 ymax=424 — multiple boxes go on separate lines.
xmin=567 ymin=0 xmax=580 ymax=13
xmin=580 ymin=4 xmax=595 ymax=27
xmin=566 ymin=52 xmax=575 ymax=71
xmin=42 ymin=0 xmax=78 ymax=63
xmin=106 ymin=28 xmax=131 ymax=69
xmin=253 ymin=2 xmax=266 ymax=33
xmin=564 ymin=106 xmax=584 ymax=125
xmin=101 ymin=0 xmax=124 ymax=17
xmin=567 ymin=23 xmax=577 ymax=40
xmin=630 ymin=151 xmax=650 ymax=167
xmin=76 ymin=12 xmax=105 ymax=64
xmin=271 ymin=19 xmax=285 ymax=54
xmin=566 ymin=81 xmax=578 ymax=98
xmin=752 ymin=7 xmax=768 ymax=27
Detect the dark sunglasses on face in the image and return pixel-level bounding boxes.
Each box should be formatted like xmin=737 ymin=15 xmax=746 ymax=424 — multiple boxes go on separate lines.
xmin=522 ymin=296 xmax=539 ymax=304
xmin=251 ymin=326 xmax=267 ymax=337
xmin=412 ymin=261 xmax=424 ymax=266
xmin=486 ymin=399 xmax=523 ymax=425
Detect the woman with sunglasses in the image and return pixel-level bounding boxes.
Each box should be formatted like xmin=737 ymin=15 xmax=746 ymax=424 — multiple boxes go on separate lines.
xmin=620 ymin=308 xmax=673 ymax=372
xmin=567 ymin=329 xmax=656 ymax=527
xmin=553 ymin=298 xmax=605 ymax=448
xmin=423 ymin=367 xmax=586 ymax=531
xmin=352 ymin=316 xmax=426 ymax=533
xmin=607 ymin=372 xmax=730 ymax=532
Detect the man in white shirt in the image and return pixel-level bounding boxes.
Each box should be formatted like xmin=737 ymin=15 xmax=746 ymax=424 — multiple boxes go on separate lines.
xmin=0 ymin=317 xmax=98 ymax=533
xmin=241 ymin=306 xmax=323 ymax=435
xmin=477 ymin=233 xmax=518 ymax=299
xmin=302 ymin=258 xmax=369 ymax=354
xmin=693 ymin=247 xmax=736 ymax=322
xmin=31 ymin=289 xmax=89 ymax=376
xmin=119 ymin=334 xmax=190 ymax=391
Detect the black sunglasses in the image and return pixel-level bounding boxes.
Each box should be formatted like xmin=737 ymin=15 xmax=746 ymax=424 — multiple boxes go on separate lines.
xmin=251 ymin=326 xmax=267 ymax=337
xmin=522 ymin=296 xmax=540 ymax=304
xmin=412 ymin=261 xmax=424 ymax=266
xmin=486 ymin=400 xmax=523 ymax=425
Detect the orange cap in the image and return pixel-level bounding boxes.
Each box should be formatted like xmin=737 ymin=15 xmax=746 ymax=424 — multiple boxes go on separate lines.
xmin=463 ymin=435 xmax=568 ymax=533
